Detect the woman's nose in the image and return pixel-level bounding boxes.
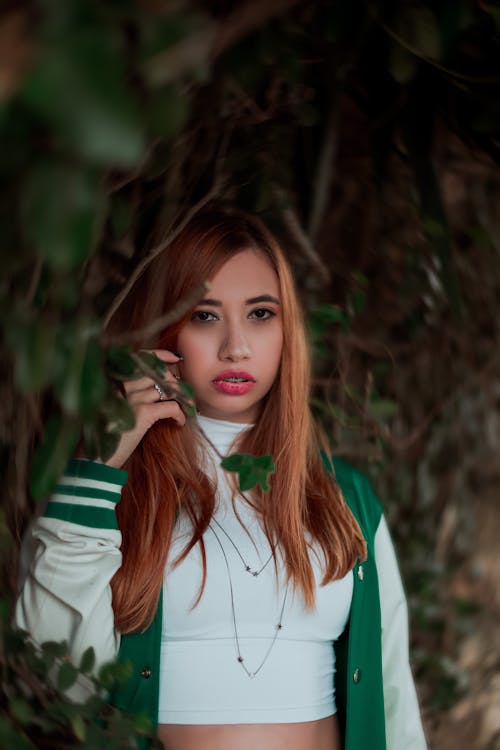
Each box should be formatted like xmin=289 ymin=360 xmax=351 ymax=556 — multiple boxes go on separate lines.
xmin=219 ymin=324 xmax=251 ymax=361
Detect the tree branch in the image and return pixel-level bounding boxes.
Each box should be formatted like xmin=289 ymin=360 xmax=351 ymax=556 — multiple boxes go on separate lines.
xmin=103 ymin=281 xmax=208 ymax=347
xmin=275 ymin=187 xmax=330 ymax=285
xmin=308 ymin=101 xmax=339 ymax=244
xmin=102 ymin=189 xmax=218 ymax=332
xmin=143 ymin=0 xmax=302 ymax=87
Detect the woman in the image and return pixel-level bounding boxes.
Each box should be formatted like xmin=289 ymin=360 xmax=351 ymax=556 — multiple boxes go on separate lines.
xmin=15 ymin=209 xmax=428 ymax=750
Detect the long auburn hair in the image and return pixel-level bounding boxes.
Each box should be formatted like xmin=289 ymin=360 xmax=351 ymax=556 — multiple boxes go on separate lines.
xmin=110 ymin=208 xmax=366 ymax=633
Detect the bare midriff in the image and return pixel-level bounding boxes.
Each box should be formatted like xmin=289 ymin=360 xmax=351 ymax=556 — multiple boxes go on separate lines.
xmin=158 ymin=714 xmax=341 ymax=750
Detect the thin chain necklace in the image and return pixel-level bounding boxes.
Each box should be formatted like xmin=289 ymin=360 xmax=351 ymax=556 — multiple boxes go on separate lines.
xmin=210 ymin=516 xmax=274 ymax=577
xmin=209 ymin=523 xmax=288 ymax=679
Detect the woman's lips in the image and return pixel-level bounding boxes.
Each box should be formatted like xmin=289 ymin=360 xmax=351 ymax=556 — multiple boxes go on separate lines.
xmin=212 ymin=371 xmax=256 ymax=395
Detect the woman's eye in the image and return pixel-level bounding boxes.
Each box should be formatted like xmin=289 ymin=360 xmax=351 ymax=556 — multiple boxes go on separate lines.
xmin=192 ymin=310 xmax=217 ymax=322
xmin=249 ymin=308 xmax=275 ymax=320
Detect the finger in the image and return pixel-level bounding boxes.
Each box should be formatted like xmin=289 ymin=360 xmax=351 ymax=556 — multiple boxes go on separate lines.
xmin=124 ymin=375 xmax=155 ymax=396
xmin=138 ymin=399 xmax=187 ymax=428
xmin=128 ymin=383 xmax=162 ymax=406
xmin=150 ymin=349 xmax=183 ymax=382
xmin=125 ymin=353 xmax=181 ymax=394
xmin=149 ymin=348 xmax=183 ymax=363
xmin=128 ymin=379 xmax=181 ymax=406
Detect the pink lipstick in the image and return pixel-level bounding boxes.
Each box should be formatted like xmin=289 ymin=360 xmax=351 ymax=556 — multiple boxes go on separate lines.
xmin=212 ymin=370 xmax=256 ymax=395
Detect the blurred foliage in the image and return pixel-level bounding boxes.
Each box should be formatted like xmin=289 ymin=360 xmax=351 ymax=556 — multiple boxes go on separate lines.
xmin=0 ymin=614 xmax=162 ymax=749
xmin=1 ymin=0 xmax=500 ymax=746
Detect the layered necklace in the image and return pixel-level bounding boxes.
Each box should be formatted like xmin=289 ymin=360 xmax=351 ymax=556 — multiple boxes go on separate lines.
xmin=197 ymin=415 xmax=288 ymax=679
xmin=210 ymin=517 xmax=274 ymax=577
xmin=208 ymin=520 xmax=288 ymax=680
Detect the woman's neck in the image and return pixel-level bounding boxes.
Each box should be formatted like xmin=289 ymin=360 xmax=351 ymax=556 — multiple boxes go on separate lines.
xmin=195 ymin=413 xmax=253 ymax=455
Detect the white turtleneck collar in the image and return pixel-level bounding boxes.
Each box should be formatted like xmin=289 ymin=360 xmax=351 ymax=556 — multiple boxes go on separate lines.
xmin=195 ymin=413 xmax=254 ymax=455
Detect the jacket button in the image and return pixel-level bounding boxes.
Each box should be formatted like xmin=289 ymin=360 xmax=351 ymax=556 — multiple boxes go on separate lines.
xmin=353 ymin=668 xmax=362 ymax=684
xmin=141 ymin=666 xmax=152 ymax=679
xmin=357 ymin=565 xmax=364 ymax=581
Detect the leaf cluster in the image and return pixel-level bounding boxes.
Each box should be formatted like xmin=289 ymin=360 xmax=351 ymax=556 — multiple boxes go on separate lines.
xmin=0 ymin=614 xmax=161 ymax=750
xmin=221 ymin=453 xmax=276 ymax=492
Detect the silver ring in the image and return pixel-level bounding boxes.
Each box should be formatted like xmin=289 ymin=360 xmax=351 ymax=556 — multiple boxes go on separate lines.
xmin=153 ymin=383 xmax=166 ymax=401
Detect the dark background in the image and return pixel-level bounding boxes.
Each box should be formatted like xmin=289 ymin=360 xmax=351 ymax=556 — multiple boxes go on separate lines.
xmin=1 ymin=1 xmax=499 ymax=747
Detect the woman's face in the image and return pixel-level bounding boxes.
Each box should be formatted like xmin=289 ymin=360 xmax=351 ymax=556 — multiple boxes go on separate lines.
xmin=176 ymin=248 xmax=283 ymax=423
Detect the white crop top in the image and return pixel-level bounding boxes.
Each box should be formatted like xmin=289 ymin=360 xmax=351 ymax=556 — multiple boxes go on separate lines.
xmin=158 ymin=414 xmax=353 ymax=725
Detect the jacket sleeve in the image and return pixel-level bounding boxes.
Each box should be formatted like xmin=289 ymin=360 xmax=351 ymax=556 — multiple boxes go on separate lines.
xmin=14 ymin=458 xmax=127 ymax=679
xmin=374 ymin=515 xmax=428 ymax=750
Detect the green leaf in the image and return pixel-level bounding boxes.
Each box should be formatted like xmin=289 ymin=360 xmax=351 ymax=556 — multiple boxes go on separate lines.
xmin=130 ymin=712 xmax=153 ymax=733
xmin=22 ymin=162 xmax=106 ymax=271
xmin=313 ymin=304 xmax=347 ymax=324
xmin=23 ymin=646 xmax=49 ymax=679
xmin=175 ymin=380 xmax=196 ymax=416
xmin=80 ymin=339 xmax=107 ymax=418
xmin=389 ymin=43 xmax=418 ymax=84
xmin=352 ymin=288 xmax=366 ymax=315
xmin=97 ymin=659 xmax=132 ymax=690
xmin=21 ymin=29 xmax=144 ymax=166
xmin=9 ymin=699 xmax=33 ymax=726
xmin=0 ymin=718 xmax=35 ymax=750
xmin=106 ymin=346 xmax=137 ymax=380
xmin=486 ymin=6 xmax=500 ymax=34
xmin=57 ymin=661 xmax=79 ymax=692
xmin=94 ymin=427 xmax=121 ymax=463
xmin=221 ymin=453 xmax=275 ymax=492
xmin=109 ymin=195 xmax=133 ymax=240
xmin=137 ymin=350 xmax=168 ymax=378
xmin=398 ymin=7 xmax=442 ymax=60
xmin=307 ymin=304 xmax=350 ymax=340
xmin=42 ymin=640 xmax=69 ymax=660
xmin=79 ymin=646 xmax=96 ymax=674
xmin=101 ymin=395 xmax=136 ymax=434
xmin=147 ymin=84 xmax=189 ymax=139
xmin=30 ymin=414 xmax=80 ymax=500
xmin=220 ymin=453 xmax=250 ymax=471
xmin=368 ymin=399 xmax=399 ymax=421
xmin=179 ymin=380 xmax=195 ymax=400
xmin=54 ymin=335 xmax=86 ymax=415
xmin=54 ymin=333 xmax=106 ymax=417
xmin=10 ymin=315 xmax=57 ymax=393
xmin=71 ymin=713 xmax=87 ymax=742
xmin=0 ymin=598 xmax=9 ymax=623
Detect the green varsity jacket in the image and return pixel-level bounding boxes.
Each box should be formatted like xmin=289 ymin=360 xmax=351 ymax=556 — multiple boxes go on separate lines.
xmin=110 ymin=457 xmax=386 ymax=750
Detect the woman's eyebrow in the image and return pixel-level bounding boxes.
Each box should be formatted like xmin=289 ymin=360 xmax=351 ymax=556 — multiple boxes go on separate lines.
xmin=197 ymin=294 xmax=281 ymax=306
xmin=246 ymin=295 xmax=281 ymax=305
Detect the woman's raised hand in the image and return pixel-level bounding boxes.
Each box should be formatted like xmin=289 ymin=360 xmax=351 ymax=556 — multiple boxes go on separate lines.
xmin=105 ymin=349 xmax=187 ymax=469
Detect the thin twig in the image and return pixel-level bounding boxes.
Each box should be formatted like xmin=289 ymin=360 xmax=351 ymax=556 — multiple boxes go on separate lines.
xmin=25 ymin=257 xmax=43 ymax=306
xmin=103 ymin=281 xmax=209 ymax=346
xmin=275 ymin=188 xmax=330 ymax=285
xmin=143 ymin=0 xmax=302 ymax=87
xmin=106 ymin=137 xmax=161 ymax=194
xmin=225 ymin=78 xmax=271 ymax=124
xmin=211 ymin=0 xmax=302 ymax=60
xmin=143 ymin=25 xmax=216 ymax=87
xmin=102 ymin=189 xmax=219 ymax=331
xmin=308 ymin=102 xmax=339 ymax=244
xmin=371 ymin=6 xmax=500 ymax=85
